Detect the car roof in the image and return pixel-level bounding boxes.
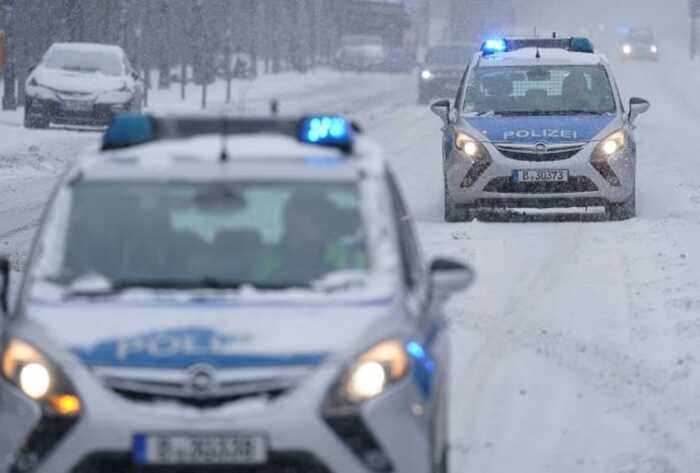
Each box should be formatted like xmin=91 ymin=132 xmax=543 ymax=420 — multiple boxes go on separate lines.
xmin=475 ymin=47 xmax=606 ymax=68
xmin=73 ymin=133 xmax=386 ymax=184
xmin=49 ymin=42 xmax=124 ymax=55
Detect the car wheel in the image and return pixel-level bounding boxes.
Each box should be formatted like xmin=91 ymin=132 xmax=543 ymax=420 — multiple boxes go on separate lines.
xmin=23 ymin=111 xmax=49 ymax=129
xmin=608 ymin=191 xmax=636 ymax=221
xmin=444 ymin=191 xmax=473 ymax=222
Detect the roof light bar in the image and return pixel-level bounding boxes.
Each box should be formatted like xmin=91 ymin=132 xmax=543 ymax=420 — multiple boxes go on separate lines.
xmin=101 ymin=114 xmax=356 ymax=154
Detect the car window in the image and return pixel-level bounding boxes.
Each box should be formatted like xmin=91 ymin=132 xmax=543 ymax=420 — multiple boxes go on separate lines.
xmin=43 ymin=48 xmax=124 ymax=76
xmin=463 ymin=65 xmax=617 ymax=115
xmin=36 ymin=181 xmax=369 ymax=289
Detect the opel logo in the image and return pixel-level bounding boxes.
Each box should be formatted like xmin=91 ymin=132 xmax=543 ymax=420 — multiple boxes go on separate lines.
xmin=535 ymin=142 xmax=548 ymax=153
xmin=187 ymin=364 xmax=217 ymax=395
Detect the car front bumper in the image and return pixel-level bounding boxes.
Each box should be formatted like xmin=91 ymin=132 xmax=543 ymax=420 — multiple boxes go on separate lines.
xmin=444 ymin=140 xmax=635 ymax=210
xmin=0 ymin=363 xmax=432 ymax=473
xmin=25 ymin=96 xmax=132 ymax=127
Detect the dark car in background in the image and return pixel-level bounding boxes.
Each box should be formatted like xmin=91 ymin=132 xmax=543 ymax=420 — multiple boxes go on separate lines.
xmin=620 ymin=28 xmax=659 ymax=61
xmin=418 ymin=43 xmax=477 ymax=104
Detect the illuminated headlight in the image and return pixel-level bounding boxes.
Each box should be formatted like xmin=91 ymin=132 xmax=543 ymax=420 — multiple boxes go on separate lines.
xmin=420 ymin=69 xmax=433 ymax=80
xmin=599 ymin=130 xmax=625 ymax=157
xmin=1 ymin=339 xmax=81 ymax=416
xmin=327 ymin=340 xmax=409 ymax=408
xmin=622 ymin=44 xmax=632 ymax=55
xmin=650 ymin=45 xmax=658 ymax=54
xmin=455 ymin=132 xmax=482 ymax=158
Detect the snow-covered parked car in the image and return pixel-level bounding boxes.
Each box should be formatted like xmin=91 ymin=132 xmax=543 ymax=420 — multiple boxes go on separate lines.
xmin=24 ymin=43 xmax=143 ymax=129
xmin=0 ymin=113 xmax=473 ymax=473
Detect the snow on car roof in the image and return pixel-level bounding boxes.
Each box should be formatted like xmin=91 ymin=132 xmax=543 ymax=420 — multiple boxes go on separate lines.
xmin=49 ymin=42 xmax=124 ymax=54
xmin=479 ymin=47 xmax=605 ymax=67
xmin=77 ymin=133 xmax=384 ymax=182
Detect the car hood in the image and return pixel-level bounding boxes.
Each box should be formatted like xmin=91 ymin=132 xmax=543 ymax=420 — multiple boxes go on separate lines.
xmin=33 ymin=66 xmax=126 ymax=93
xmin=463 ymin=114 xmax=616 ymax=144
xmin=25 ymin=296 xmax=397 ymax=371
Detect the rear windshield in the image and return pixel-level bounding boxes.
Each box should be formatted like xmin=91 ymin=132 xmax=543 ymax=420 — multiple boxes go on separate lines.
xmin=463 ymin=65 xmax=616 ymax=116
xmin=43 ymin=48 xmax=123 ymax=76
xmin=37 ymin=182 xmax=369 ymax=290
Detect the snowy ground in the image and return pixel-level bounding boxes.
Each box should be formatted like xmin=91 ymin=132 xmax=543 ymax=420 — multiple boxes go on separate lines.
xmin=2 ymin=0 xmax=700 ymax=471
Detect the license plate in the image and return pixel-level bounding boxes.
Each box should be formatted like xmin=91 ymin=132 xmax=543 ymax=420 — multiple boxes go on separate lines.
xmin=133 ymin=433 xmax=267 ymax=465
xmin=512 ymin=169 xmax=569 ymax=183
xmin=61 ymin=101 xmax=93 ymax=112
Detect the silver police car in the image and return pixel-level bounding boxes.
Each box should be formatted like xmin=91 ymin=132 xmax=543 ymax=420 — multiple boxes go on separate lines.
xmin=0 ymin=114 xmax=473 ymax=473
xmin=431 ymin=37 xmax=650 ymax=221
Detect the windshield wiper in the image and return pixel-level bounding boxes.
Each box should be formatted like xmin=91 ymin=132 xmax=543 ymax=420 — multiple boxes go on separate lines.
xmin=494 ymin=110 xmax=604 ymax=116
xmin=109 ymin=279 xmax=306 ymax=292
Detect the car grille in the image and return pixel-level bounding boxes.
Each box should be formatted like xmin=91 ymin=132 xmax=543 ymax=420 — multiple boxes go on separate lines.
xmin=483 ymin=176 xmax=598 ymax=194
xmin=495 ymin=143 xmax=585 ymax=162
xmin=70 ymin=451 xmax=332 ymax=473
xmin=101 ymin=373 xmax=300 ymax=408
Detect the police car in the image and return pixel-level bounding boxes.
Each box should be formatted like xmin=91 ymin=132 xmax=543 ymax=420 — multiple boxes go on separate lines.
xmin=0 ymin=113 xmax=473 ymax=473
xmin=431 ymin=37 xmax=650 ymax=221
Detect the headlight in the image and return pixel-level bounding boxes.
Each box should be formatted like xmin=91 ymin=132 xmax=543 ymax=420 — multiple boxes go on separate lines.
xmin=622 ymin=44 xmax=632 ymax=55
xmin=598 ymin=130 xmax=625 ymax=157
xmin=1 ymin=339 xmax=81 ymax=416
xmin=326 ymin=340 xmax=409 ymax=410
xmin=420 ymin=69 xmax=433 ymax=80
xmin=650 ymin=45 xmax=658 ymax=54
xmin=455 ymin=132 xmax=483 ymax=158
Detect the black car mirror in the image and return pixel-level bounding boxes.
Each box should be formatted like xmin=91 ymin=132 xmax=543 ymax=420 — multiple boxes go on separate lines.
xmin=429 ymin=257 xmax=475 ymax=294
xmin=430 ymin=99 xmax=451 ymax=122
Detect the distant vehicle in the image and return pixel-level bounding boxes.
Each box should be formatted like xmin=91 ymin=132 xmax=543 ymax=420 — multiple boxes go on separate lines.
xmin=432 ymin=37 xmax=650 ymax=222
xmin=335 ymin=35 xmax=386 ymax=71
xmin=418 ymin=44 xmax=476 ymax=104
xmin=24 ymin=43 xmax=142 ymax=129
xmin=382 ymin=47 xmax=416 ymax=73
xmin=0 ymin=113 xmax=473 ymax=473
xmin=620 ymin=28 xmax=659 ymax=61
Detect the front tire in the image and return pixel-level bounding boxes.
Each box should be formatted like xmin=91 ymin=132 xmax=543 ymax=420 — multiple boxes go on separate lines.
xmin=23 ymin=111 xmax=49 ymax=129
xmin=608 ymin=191 xmax=636 ymax=221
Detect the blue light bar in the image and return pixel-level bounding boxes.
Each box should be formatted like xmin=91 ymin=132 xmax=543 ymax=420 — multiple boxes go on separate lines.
xmin=102 ymin=114 xmax=154 ymax=151
xmin=482 ymin=38 xmax=508 ymax=54
xmin=298 ymin=115 xmax=353 ymax=152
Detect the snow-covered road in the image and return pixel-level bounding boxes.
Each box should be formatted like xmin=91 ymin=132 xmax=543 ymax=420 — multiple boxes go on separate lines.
xmin=2 ymin=2 xmax=700 ymax=470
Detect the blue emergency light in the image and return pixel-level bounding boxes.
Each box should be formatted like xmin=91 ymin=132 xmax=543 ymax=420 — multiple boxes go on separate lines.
xmin=298 ymin=116 xmax=352 ymax=147
xmin=102 ymin=114 xmax=155 ymax=151
xmin=482 ymin=38 xmax=508 ymax=54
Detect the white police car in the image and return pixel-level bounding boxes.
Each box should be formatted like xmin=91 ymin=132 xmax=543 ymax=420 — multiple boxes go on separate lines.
xmin=431 ymin=37 xmax=650 ymax=221
xmin=0 ymin=113 xmax=473 ymax=473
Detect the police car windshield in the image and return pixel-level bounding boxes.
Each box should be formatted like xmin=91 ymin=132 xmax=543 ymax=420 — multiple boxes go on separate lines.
xmin=38 ymin=181 xmax=369 ymax=292
xmin=463 ymin=65 xmax=616 ymax=116
xmin=44 ymin=48 xmax=123 ymax=76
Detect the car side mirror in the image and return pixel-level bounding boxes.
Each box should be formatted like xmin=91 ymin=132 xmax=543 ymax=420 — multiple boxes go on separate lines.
xmin=430 ymin=99 xmax=451 ymax=122
xmin=28 ymin=63 xmax=38 ymax=73
xmin=429 ymin=257 xmax=475 ymax=295
xmin=131 ymin=71 xmax=140 ymax=81
xmin=628 ymin=97 xmax=650 ymax=123
xmin=0 ymin=256 xmax=10 ymax=316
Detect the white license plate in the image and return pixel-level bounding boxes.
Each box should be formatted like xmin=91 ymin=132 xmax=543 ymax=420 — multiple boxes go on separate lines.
xmin=61 ymin=101 xmax=93 ymax=112
xmin=133 ymin=433 xmax=267 ymax=465
xmin=512 ymin=169 xmax=569 ymax=183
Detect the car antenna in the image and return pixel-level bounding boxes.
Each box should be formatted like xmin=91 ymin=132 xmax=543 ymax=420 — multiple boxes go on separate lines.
xmin=535 ymin=27 xmax=541 ymax=59
xmin=219 ymin=113 xmax=230 ymax=163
